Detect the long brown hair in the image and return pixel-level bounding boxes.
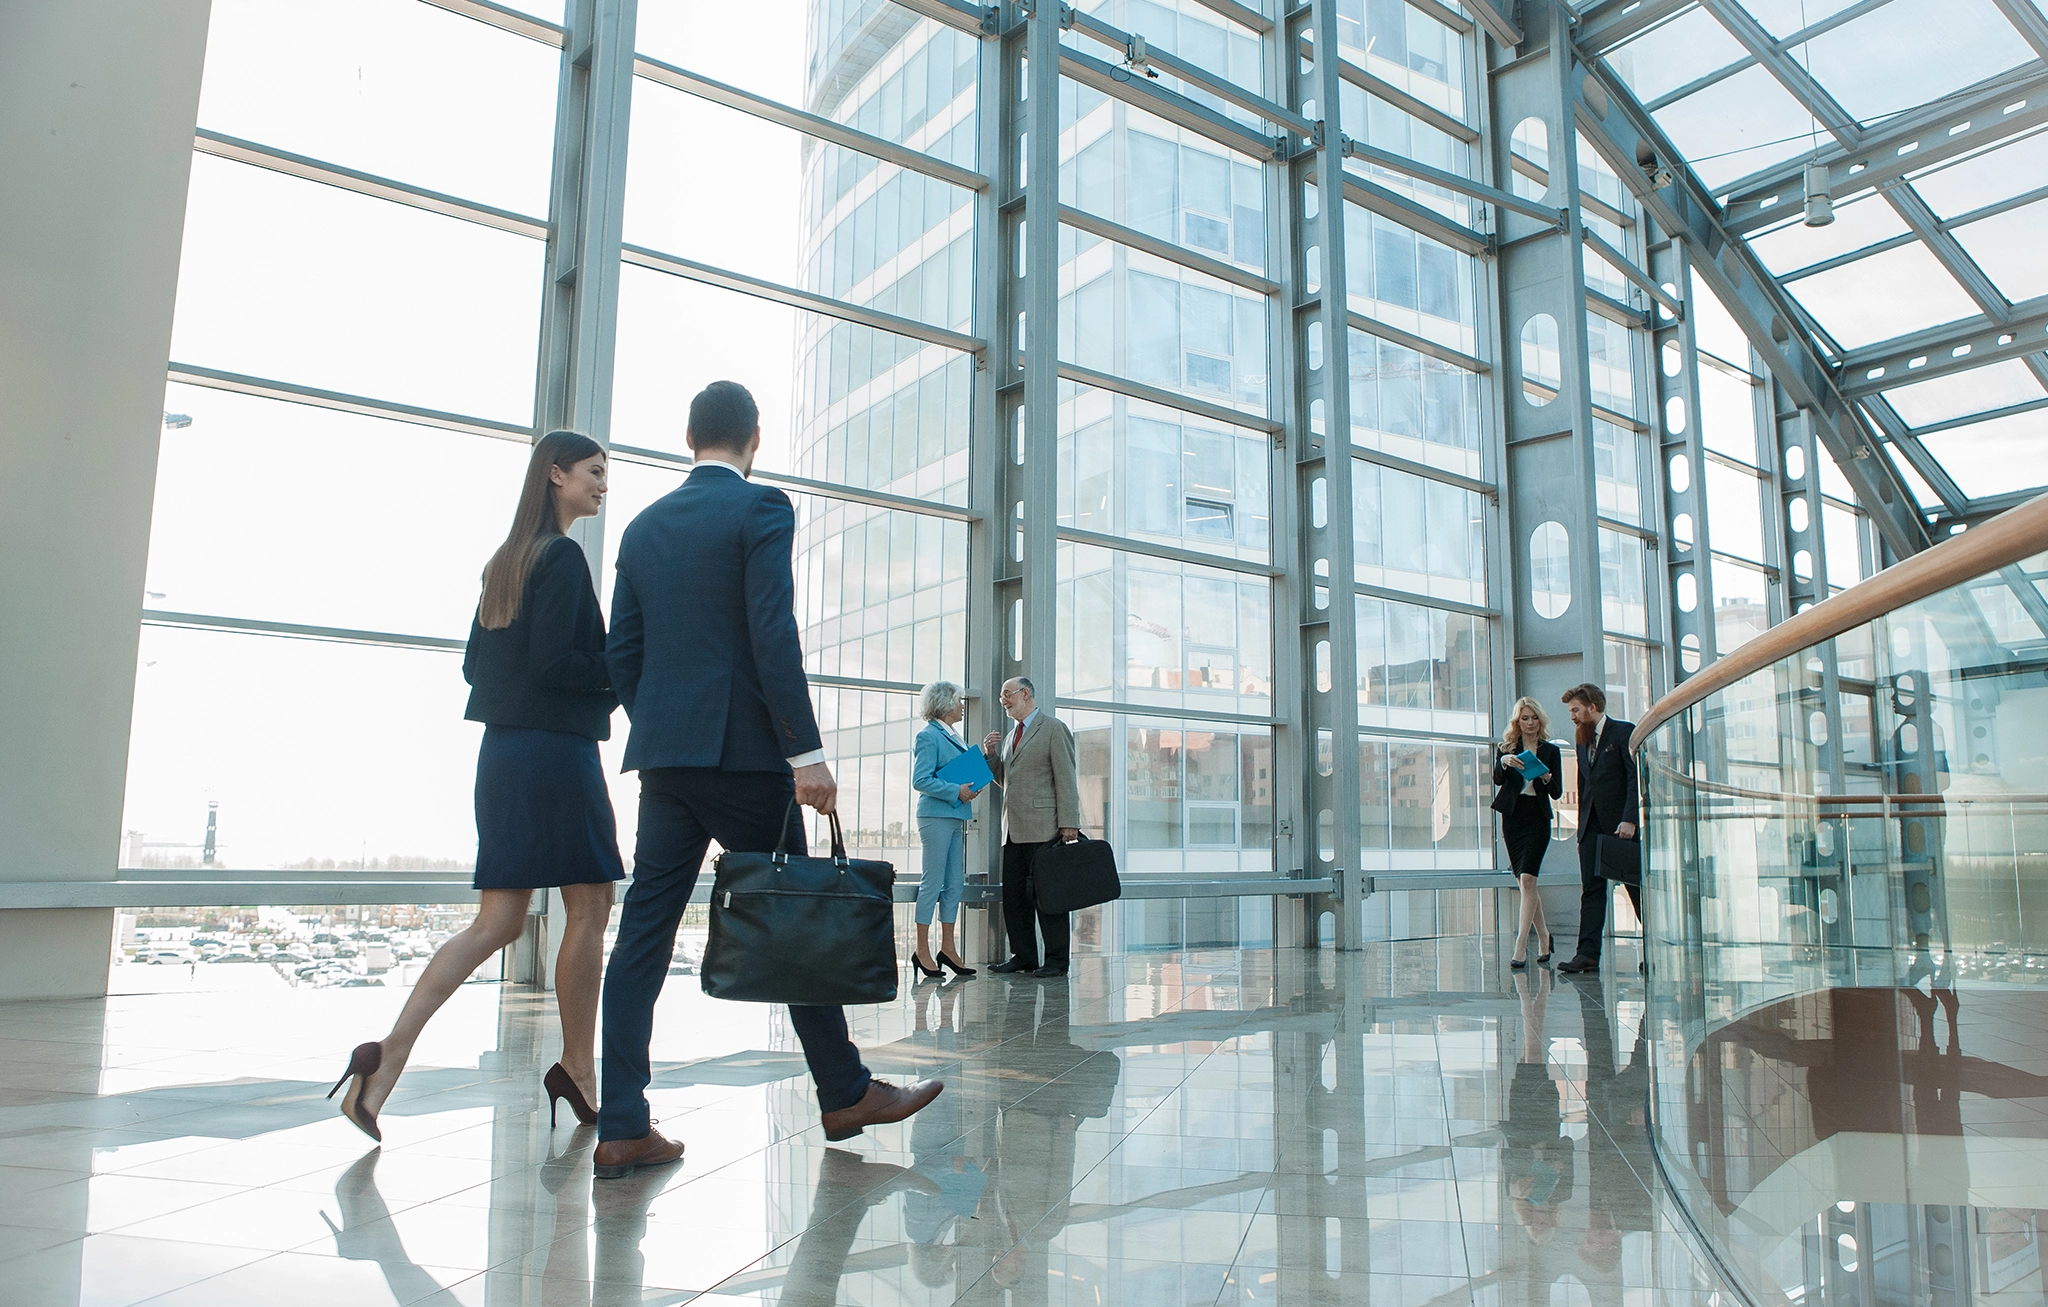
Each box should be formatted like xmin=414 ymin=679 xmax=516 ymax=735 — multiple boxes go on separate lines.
xmin=478 ymin=430 xmax=603 ymax=630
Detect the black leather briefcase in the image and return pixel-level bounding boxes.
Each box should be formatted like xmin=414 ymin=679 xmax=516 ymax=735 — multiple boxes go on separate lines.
xmin=1031 ymin=834 xmax=1121 ymax=914
xmin=702 ymin=809 xmax=897 ymax=1007
xmin=1595 ymin=833 xmax=1642 ymax=889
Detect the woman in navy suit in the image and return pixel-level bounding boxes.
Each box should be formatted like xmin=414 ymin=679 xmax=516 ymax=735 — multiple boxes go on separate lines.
xmin=1495 ymin=696 xmax=1564 ymax=970
xmin=910 ymin=680 xmax=981 ymax=979
xmin=330 ymin=430 xmax=624 ymax=1142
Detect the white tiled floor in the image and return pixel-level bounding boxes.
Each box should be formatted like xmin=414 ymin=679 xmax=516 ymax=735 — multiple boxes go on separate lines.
xmin=0 ymin=941 xmax=1738 ymax=1304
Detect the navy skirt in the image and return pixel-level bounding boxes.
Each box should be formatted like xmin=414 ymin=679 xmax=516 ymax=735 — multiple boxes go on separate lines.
xmin=474 ymin=726 xmax=626 ymax=891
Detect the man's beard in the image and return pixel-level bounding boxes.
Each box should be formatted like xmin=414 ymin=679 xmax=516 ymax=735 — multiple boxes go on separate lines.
xmin=1576 ymin=720 xmax=1595 ymax=748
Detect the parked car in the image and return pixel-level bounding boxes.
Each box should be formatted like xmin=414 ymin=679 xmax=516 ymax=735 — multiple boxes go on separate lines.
xmin=269 ymin=951 xmax=306 ymax=964
xmin=140 ymin=950 xmax=187 ymax=965
xmin=212 ymin=951 xmax=257 ymax=964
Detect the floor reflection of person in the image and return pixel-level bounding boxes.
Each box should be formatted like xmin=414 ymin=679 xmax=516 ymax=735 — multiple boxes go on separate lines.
xmin=1504 ymin=968 xmax=1573 ymax=1245
xmin=986 ymin=986 xmax=1122 ymax=1305
xmin=777 ymin=1150 xmax=941 ymax=1307
xmin=906 ymin=1087 xmax=988 ymax=1290
xmin=320 ymin=1152 xmax=456 ymax=1303
xmin=1575 ymin=983 xmax=1651 ymax=1275
xmin=901 ymin=974 xmax=989 ymax=1289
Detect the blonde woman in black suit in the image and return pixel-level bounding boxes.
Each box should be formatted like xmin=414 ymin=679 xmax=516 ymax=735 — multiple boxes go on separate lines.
xmin=1494 ymin=696 xmax=1563 ymax=969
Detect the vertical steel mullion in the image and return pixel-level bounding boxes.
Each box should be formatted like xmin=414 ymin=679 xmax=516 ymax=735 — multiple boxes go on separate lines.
xmin=1491 ymin=9 xmax=1606 ymax=713
xmin=1553 ymin=50 xmax=1607 ymax=681
xmin=1301 ymin=0 xmax=1364 ymax=946
xmin=1649 ymin=237 xmax=1717 ymax=690
xmin=1625 ymin=216 xmax=1667 ymax=707
xmin=1020 ymin=6 xmax=1061 ymax=695
xmin=1266 ymin=1 xmax=1309 ymax=946
xmin=1778 ymin=390 xmax=1849 ymax=944
xmin=539 ymin=0 xmax=637 ymax=550
xmin=1472 ymin=15 xmax=1517 ymax=892
xmin=522 ymin=0 xmax=638 ymax=990
xmin=967 ymin=9 xmax=1011 ymax=957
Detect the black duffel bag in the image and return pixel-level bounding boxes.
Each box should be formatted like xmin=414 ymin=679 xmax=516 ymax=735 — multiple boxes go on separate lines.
xmin=701 ymin=808 xmax=898 ymax=1007
xmin=1032 ymin=833 xmax=1122 ymax=914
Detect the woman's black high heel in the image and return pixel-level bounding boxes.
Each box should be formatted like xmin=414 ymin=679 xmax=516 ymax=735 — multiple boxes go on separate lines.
xmin=938 ymin=952 xmax=976 ymax=978
xmin=913 ymin=956 xmax=945 ymax=980
xmin=544 ymin=1062 xmax=597 ymax=1128
xmin=329 ymin=1041 xmax=384 ymax=1143
xmin=1537 ymin=934 xmax=1555 ymax=966
xmin=1509 ymin=950 xmax=1528 ymax=971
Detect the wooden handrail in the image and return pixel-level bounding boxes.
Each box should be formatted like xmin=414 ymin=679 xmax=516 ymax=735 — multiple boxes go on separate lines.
xmin=1634 ymin=491 xmax=2048 ymax=752
xmin=1647 ymin=760 xmax=2048 ymax=808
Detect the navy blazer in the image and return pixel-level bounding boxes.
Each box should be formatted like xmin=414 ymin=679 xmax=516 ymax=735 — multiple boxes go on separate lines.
xmin=1575 ymin=717 xmax=1639 ymax=841
xmin=608 ymin=464 xmax=823 ymax=773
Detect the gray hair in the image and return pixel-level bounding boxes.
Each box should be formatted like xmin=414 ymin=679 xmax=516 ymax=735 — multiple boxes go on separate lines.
xmin=919 ymin=679 xmax=963 ymax=721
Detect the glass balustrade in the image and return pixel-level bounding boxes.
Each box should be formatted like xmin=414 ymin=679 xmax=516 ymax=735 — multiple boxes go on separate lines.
xmin=1639 ymin=518 xmax=2048 ymax=1305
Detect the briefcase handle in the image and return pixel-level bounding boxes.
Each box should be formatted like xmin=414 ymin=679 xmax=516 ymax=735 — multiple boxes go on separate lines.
xmin=771 ymin=801 xmax=851 ymax=867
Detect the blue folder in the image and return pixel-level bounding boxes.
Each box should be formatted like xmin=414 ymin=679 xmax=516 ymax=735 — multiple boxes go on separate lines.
xmin=1515 ymin=749 xmax=1549 ymax=781
xmin=935 ymin=745 xmax=994 ymax=790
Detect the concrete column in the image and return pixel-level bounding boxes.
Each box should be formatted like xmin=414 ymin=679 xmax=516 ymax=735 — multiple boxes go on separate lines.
xmin=0 ymin=1 xmax=212 ymax=999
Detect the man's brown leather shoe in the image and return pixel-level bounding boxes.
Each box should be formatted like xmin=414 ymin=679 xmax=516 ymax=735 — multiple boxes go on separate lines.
xmin=592 ymin=1127 xmax=685 ymax=1180
xmin=821 ymin=1078 xmax=944 ymax=1142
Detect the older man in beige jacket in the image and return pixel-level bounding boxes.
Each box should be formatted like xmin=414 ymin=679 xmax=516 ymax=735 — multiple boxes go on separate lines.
xmin=980 ymin=676 xmax=1081 ymax=978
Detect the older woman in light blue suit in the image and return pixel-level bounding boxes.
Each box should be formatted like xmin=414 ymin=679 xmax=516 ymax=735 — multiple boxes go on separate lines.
xmin=911 ymin=680 xmax=980 ymax=979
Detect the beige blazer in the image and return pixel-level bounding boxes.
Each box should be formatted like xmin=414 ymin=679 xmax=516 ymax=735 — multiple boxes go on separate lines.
xmin=982 ymin=711 xmax=1082 ymax=844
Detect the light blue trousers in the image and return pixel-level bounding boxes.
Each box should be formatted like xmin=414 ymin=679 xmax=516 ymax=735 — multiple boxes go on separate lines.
xmin=914 ymin=816 xmax=967 ymax=925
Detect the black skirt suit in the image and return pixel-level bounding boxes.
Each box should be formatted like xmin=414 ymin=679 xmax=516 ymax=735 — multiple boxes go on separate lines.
xmin=1493 ymin=740 xmax=1563 ymax=880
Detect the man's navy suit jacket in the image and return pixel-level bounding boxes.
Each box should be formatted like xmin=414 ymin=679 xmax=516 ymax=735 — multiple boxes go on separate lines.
xmin=607 ymin=463 xmax=822 ymax=773
xmin=1575 ymin=717 xmax=1639 ymax=841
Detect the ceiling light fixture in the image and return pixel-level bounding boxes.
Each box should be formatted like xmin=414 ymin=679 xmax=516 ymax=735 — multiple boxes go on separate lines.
xmin=1803 ymin=161 xmax=1834 ymax=227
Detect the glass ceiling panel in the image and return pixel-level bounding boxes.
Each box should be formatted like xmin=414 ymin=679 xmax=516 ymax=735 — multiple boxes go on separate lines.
xmin=1605 ymin=8 xmax=1749 ymax=105
xmin=1910 ymin=130 xmax=2048 ymax=220
xmin=1793 ymin=0 xmax=2029 ymax=127
xmin=1784 ymin=240 xmax=1978 ymax=351
xmin=1883 ymin=360 xmax=2048 ymax=427
xmin=1918 ymin=409 xmax=2048 ymax=498
xmin=1733 ymin=0 xmax=1871 ymax=39
xmin=1748 ymin=192 xmax=1910 ymax=277
xmin=1654 ymin=63 xmax=1824 ymax=190
xmin=1951 ymin=198 xmax=2048 ymax=303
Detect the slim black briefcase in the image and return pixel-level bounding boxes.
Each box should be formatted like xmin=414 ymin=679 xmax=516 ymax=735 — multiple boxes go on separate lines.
xmin=1032 ymin=834 xmax=1121 ymax=914
xmin=1595 ymin=833 xmax=1642 ymax=889
xmin=702 ymin=809 xmax=897 ymax=1007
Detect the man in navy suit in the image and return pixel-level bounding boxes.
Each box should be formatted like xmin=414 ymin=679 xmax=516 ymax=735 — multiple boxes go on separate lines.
xmin=1557 ymin=683 xmax=1640 ymax=976
xmin=593 ymin=381 xmax=942 ymax=1177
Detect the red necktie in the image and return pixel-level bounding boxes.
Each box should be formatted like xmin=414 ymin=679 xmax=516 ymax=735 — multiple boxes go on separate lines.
xmin=1011 ymin=722 xmax=1024 ymax=755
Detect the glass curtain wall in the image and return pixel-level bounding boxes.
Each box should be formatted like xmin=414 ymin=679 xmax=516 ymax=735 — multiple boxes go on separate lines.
xmin=1327 ymin=0 xmax=1503 ymax=879
xmin=621 ymin=0 xmax=983 ymax=866
xmin=132 ymin=0 xmax=1904 ymax=946
xmin=129 ymin=0 xmax=561 ymax=874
